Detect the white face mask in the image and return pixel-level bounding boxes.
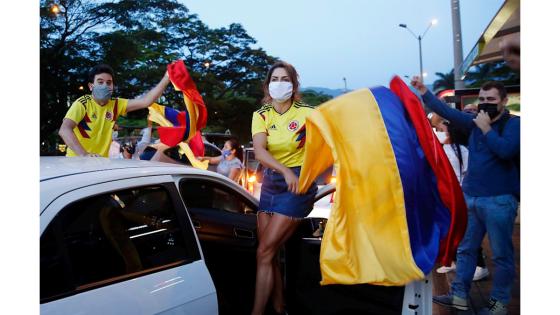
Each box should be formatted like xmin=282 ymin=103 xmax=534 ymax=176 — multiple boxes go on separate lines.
xmin=435 ymin=131 xmax=448 ymax=144
xmin=112 ymin=131 xmax=119 ymax=141
xmin=268 ymin=82 xmax=293 ymax=102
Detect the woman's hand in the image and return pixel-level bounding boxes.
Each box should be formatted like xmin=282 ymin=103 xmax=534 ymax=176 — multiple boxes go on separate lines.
xmin=282 ymin=168 xmax=299 ymax=194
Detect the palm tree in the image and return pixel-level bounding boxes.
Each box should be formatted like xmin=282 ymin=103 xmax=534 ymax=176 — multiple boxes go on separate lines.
xmin=432 ymin=69 xmax=455 ymax=93
xmin=464 ymin=61 xmax=519 ymax=87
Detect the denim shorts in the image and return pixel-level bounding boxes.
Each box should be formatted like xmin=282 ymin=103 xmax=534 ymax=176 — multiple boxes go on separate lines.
xmin=258 ymin=166 xmax=318 ymax=218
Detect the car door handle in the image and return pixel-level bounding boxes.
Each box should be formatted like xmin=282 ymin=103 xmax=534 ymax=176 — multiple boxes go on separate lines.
xmin=192 ymin=220 xmax=201 ymax=229
xmin=234 ymin=228 xmax=254 ymax=239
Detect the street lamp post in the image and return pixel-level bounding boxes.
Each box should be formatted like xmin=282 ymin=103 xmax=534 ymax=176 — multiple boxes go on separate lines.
xmin=399 ymin=19 xmax=437 ymax=81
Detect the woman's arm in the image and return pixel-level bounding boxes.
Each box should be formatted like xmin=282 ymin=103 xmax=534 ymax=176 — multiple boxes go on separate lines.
xmin=253 ymin=133 xmax=298 ymax=193
xmin=228 ymin=167 xmax=241 ymax=181
xmin=198 ymin=156 xmax=222 ymax=164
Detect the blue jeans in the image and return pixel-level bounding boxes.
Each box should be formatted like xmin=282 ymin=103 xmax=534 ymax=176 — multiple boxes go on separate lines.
xmin=451 ymin=194 xmax=518 ymax=304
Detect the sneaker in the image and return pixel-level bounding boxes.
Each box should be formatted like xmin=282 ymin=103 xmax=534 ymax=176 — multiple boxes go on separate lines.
xmin=436 ymin=262 xmax=456 ymax=273
xmin=473 ymin=266 xmax=490 ymax=281
xmin=479 ymin=298 xmax=508 ymax=315
xmin=433 ymin=293 xmax=469 ymax=311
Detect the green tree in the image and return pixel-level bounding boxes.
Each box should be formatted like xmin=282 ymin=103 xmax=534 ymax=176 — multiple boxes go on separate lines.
xmin=40 ymin=0 xmax=118 ymax=152
xmin=432 ymin=69 xmax=455 ymax=93
xmin=300 ymin=90 xmax=332 ymax=107
xmin=40 ymin=0 xmax=277 ymax=152
xmin=464 ymin=61 xmax=519 ymax=88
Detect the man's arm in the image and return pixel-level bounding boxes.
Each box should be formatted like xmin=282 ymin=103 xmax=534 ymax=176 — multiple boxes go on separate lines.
xmin=58 ymin=118 xmax=93 ymax=156
xmin=484 ymin=117 xmax=520 ymax=159
xmin=410 ymin=76 xmax=474 ymax=130
xmin=126 ymin=72 xmax=171 ymax=113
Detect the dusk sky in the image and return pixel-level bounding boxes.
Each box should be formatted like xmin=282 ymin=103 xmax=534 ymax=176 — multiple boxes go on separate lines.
xmin=182 ymin=0 xmax=504 ymax=90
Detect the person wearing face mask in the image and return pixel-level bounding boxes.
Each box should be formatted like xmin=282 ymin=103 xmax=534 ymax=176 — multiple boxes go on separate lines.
xmin=198 ymin=138 xmax=244 ymax=182
xmin=412 ymin=78 xmax=519 ymax=314
xmin=462 ymin=103 xmax=478 ymax=115
xmin=59 ymin=64 xmax=170 ymax=157
xmin=250 ymin=61 xmax=317 ymax=315
xmin=430 ymin=114 xmax=489 ymax=281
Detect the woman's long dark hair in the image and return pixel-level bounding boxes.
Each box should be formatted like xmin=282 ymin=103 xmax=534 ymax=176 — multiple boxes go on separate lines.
xmin=228 ymin=137 xmax=244 ymax=163
xmin=444 ymin=121 xmax=468 ymax=173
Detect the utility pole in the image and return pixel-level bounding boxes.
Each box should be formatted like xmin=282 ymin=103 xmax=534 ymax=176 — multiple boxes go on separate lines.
xmin=451 ymin=0 xmax=466 ymax=89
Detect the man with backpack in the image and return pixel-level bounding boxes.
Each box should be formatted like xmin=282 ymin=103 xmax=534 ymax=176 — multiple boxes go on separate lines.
xmin=411 ymin=78 xmax=520 ymax=315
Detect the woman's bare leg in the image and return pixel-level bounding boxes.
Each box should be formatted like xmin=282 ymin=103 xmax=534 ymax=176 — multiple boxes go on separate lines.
xmin=251 ymin=214 xmax=300 ymax=315
xmin=257 ymin=212 xmax=286 ymax=313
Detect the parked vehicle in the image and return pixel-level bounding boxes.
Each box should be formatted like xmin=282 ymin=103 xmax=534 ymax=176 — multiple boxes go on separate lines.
xmin=40 ymin=157 xmax=432 ymax=315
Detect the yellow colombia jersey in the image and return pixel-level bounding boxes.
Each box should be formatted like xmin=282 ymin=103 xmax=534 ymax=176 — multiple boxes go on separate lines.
xmin=251 ymin=101 xmax=314 ymax=167
xmin=64 ymin=95 xmax=128 ymax=157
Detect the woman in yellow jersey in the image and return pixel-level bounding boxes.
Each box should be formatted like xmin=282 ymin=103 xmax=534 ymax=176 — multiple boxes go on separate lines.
xmin=250 ymin=61 xmax=317 ymax=315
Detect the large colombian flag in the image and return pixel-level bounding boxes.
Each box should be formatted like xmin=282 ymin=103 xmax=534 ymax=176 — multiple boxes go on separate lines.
xmin=148 ymin=60 xmax=208 ymax=169
xmin=298 ymin=76 xmax=467 ymax=286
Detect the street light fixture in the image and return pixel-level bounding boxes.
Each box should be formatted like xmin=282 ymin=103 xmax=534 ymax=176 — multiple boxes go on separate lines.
xmin=398 ymin=19 xmax=437 ymax=82
xmin=51 ymin=4 xmax=61 ymax=14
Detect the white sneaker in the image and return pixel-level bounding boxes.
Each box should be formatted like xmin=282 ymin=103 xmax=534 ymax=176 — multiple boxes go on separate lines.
xmin=436 ymin=262 xmax=456 ymax=273
xmin=473 ymin=266 xmax=490 ymax=281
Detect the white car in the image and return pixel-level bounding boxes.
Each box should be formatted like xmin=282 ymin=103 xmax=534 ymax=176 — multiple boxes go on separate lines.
xmin=40 ymin=157 xmax=221 ymax=315
xmin=41 ymin=157 xmax=432 ymax=315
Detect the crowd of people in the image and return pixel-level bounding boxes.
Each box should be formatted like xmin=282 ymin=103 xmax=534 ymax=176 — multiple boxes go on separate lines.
xmin=58 ymin=37 xmax=520 ymax=314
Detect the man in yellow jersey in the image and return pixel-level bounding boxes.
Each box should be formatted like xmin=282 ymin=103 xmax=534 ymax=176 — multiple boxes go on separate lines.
xmin=58 ymin=64 xmax=170 ymax=157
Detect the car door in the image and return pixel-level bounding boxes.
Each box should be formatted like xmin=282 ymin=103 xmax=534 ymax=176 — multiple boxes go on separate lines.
xmin=40 ymin=176 xmax=218 ymax=315
xmin=176 ymin=176 xmax=258 ymax=314
xmin=177 ymin=177 xmax=258 ymax=248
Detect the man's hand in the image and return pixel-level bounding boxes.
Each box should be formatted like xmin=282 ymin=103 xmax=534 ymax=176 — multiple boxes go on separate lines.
xmin=410 ymin=76 xmax=428 ymax=95
xmin=473 ymin=111 xmax=492 ymax=134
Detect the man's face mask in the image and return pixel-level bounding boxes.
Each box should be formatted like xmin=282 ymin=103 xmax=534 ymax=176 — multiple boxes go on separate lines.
xmin=478 ymin=103 xmax=500 ymax=119
xmin=268 ymin=82 xmax=293 ymax=103
xmin=92 ymin=84 xmax=113 ymax=103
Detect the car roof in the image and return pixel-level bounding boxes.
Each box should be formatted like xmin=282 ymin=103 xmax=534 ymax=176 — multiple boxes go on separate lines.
xmin=40 ymin=157 xmax=250 ymax=213
xmin=40 ymin=156 xmax=208 ymax=182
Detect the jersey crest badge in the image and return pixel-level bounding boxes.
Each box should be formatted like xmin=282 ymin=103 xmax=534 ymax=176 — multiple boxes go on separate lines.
xmin=287 ymin=120 xmax=299 ymax=132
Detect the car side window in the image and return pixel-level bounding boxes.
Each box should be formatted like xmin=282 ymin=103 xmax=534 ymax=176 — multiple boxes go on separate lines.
xmin=180 ymin=179 xmax=256 ymax=214
xmin=40 ymin=185 xmax=200 ymax=302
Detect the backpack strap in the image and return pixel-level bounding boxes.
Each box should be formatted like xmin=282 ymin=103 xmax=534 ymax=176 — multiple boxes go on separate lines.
xmin=496 ymin=113 xmax=511 ymax=136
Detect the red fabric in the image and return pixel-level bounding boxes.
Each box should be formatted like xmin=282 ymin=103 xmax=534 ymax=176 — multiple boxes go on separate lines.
xmin=389 ymin=76 xmax=467 ymax=266
xmin=157 ymin=110 xmax=187 ymax=147
xmin=188 ymin=131 xmax=205 ymax=157
xmin=167 ymin=60 xmax=208 ymax=130
xmin=158 ymin=127 xmax=187 ymax=147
